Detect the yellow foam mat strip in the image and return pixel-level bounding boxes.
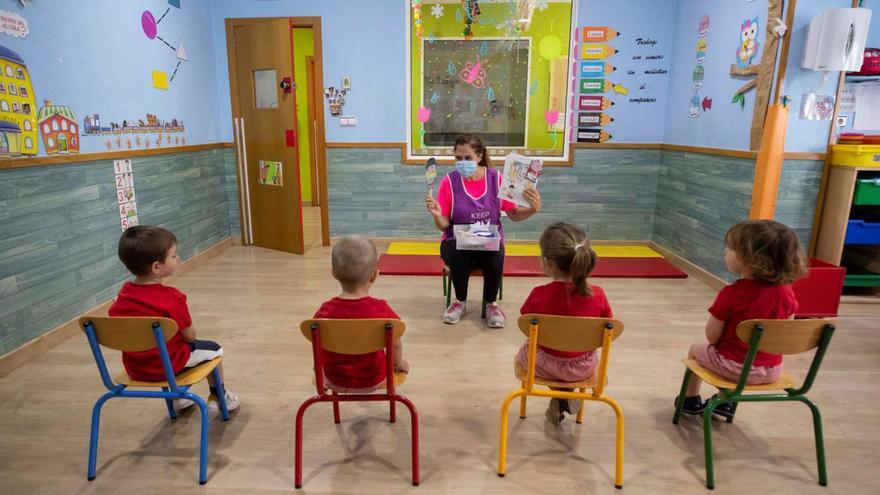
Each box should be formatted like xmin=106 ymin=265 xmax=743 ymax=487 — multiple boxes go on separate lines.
xmin=385 ymin=242 xmax=663 ymax=258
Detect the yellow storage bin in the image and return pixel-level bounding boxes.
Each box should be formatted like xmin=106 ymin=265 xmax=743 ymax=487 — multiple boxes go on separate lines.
xmin=831 ymin=144 xmax=880 ymax=168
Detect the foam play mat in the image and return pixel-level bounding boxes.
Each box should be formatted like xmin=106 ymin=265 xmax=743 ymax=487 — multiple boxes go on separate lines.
xmin=377 ymin=254 xmax=687 ymax=278
xmin=385 ymin=242 xmax=663 ymax=258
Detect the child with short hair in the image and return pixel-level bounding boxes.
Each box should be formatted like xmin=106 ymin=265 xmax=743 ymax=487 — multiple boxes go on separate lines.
xmin=108 ymin=225 xmax=240 ymax=413
xmin=515 ymin=222 xmax=612 ymax=424
xmin=677 ymin=219 xmax=806 ymax=420
xmin=313 ymin=235 xmax=409 ymax=392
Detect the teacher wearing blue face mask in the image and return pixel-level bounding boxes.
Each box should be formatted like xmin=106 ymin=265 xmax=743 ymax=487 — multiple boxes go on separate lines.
xmin=425 ymin=133 xmax=541 ymax=328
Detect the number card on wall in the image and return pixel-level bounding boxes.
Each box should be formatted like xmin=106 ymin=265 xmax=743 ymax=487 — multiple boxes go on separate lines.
xmin=113 ymin=159 xmax=139 ymax=230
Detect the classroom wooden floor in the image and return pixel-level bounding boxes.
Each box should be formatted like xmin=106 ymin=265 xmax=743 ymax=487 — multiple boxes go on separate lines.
xmin=1 ymin=244 xmax=879 ymax=494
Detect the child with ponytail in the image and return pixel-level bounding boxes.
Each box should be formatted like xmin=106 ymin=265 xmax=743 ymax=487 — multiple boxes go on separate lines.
xmin=515 ymin=222 xmax=612 ymax=424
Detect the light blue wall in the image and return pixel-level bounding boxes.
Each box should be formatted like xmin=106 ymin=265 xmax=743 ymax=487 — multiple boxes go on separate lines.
xmin=209 ymin=0 xmax=674 ymax=144
xmin=663 ymin=0 xmax=769 ymax=150
xmin=577 ymin=0 xmax=675 ymax=143
xmin=210 ymin=0 xmax=407 ymax=143
xmin=5 ymin=0 xmax=223 ymax=155
xmin=781 ymin=0 xmax=853 ymax=152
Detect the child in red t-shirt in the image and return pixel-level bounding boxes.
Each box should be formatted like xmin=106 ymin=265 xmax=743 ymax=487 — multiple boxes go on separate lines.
xmin=313 ymin=235 xmax=409 ymax=392
xmin=678 ymin=220 xmax=806 ymax=420
xmin=515 ymin=222 xmax=612 ymax=425
xmin=108 ymin=225 xmax=240 ymax=414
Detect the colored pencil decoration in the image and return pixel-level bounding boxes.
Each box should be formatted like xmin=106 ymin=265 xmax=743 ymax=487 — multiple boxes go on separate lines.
xmin=580 ymin=44 xmax=618 ymax=60
xmin=572 ymin=128 xmax=613 ymax=143
xmin=579 ymin=26 xmax=621 ymax=42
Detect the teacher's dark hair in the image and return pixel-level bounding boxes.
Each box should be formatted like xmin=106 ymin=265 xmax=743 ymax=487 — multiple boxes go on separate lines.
xmin=454 ymin=133 xmax=491 ymax=168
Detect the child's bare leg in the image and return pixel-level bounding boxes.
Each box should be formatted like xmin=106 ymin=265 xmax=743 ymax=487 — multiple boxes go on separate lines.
xmin=393 ymin=340 xmax=409 ymax=373
xmin=206 ymin=362 xmax=225 ymax=386
xmin=686 ymin=344 xmax=703 ymax=397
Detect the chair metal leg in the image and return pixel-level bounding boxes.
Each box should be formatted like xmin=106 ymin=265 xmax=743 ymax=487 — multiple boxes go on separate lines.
xmin=328 ymin=390 xmax=340 ymax=424
xmin=596 ymin=396 xmax=625 ymax=489
xmin=798 ymin=396 xmax=828 ymax=486
xmin=211 ymin=368 xmax=230 ymax=421
xmin=499 ymin=276 xmax=503 ymax=301
xmin=162 ymin=386 xmax=178 ymax=420
xmin=87 ymin=392 xmax=114 ymax=480
xmin=395 ymin=395 xmax=420 ymax=486
xmin=576 ymin=388 xmax=586 ymax=424
xmin=498 ymin=390 xmax=523 ymax=477
xmin=294 ymin=396 xmax=322 ymax=489
xmin=442 ymin=270 xmax=447 ymax=296
xmin=446 ymin=276 xmax=452 ymax=308
xmin=703 ymin=398 xmax=719 ymax=490
xmin=390 ymin=397 xmax=397 ymax=423
xmin=190 ymin=394 xmax=210 ymax=485
xmin=518 ymin=383 xmax=527 ymax=418
xmin=672 ymin=368 xmax=692 ymax=425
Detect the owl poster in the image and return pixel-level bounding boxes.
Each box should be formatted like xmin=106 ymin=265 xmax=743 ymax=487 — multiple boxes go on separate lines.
xmin=736 ymin=17 xmax=760 ymax=68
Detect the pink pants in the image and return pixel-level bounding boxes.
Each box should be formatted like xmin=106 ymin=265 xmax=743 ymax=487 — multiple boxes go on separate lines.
xmin=515 ymin=342 xmax=598 ymax=382
xmin=693 ymin=342 xmax=782 ymax=385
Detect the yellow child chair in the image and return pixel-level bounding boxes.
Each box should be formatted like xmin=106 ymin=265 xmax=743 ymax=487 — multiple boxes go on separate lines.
xmin=498 ymin=314 xmax=625 ymax=488
xmin=672 ymin=319 xmax=836 ymax=489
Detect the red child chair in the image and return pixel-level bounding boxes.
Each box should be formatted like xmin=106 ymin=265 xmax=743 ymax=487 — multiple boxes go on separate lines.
xmin=294 ymin=318 xmax=419 ymax=488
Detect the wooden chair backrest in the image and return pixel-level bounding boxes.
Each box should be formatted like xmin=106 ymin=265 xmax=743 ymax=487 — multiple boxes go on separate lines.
xmin=299 ymin=319 xmax=406 ymax=355
xmin=518 ymin=314 xmax=624 ymax=352
xmin=79 ymin=316 xmax=179 ymax=352
xmin=735 ymin=319 xmax=836 ymax=355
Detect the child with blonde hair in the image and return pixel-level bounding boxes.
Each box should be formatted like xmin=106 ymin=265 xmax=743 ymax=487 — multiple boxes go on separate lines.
xmin=313 ymin=235 xmax=409 ymax=392
xmin=515 ymin=222 xmax=612 ymax=424
xmin=677 ymin=220 xmax=807 ymax=420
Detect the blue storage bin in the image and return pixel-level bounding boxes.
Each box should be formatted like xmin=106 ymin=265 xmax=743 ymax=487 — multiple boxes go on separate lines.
xmin=844 ymin=219 xmax=880 ymax=244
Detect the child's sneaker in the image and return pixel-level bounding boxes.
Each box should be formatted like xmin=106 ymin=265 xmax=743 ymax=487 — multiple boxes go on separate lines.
xmin=172 ymin=398 xmax=195 ymax=411
xmin=709 ymin=394 xmax=738 ymax=422
xmin=208 ymin=390 xmax=241 ymax=414
xmin=485 ymin=303 xmax=506 ymax=328
xmin=675 ymin=395 xmax=706 ymax=416
xmin=545 ymin=398 xmax=564 ymax=424
xmin=442 ymin=301 xmax=467 ymax=324
xmin=561 ymin=398 xmax=583 ymax=418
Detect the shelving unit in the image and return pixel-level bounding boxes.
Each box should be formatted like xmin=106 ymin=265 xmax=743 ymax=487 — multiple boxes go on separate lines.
xmin=815 ymin=146 xmax=880 ymax=289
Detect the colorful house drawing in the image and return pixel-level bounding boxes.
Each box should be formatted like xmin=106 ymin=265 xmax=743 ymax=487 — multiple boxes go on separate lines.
xmin=0 ymin=46 xmax=37 ymax=156
xmin=37 ymin=99 xmax=79 ymax=154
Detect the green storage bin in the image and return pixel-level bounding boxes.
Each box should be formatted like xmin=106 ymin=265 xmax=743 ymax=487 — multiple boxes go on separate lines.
xmin=853 ymin=178 xmax=880 ymax=205
xmin=843 ymin=266 xmax=880 ymax=287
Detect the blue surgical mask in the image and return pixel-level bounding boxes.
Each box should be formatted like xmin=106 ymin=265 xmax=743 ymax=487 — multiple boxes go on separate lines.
xmin=455 ymin=160 xmax=478 ymax=178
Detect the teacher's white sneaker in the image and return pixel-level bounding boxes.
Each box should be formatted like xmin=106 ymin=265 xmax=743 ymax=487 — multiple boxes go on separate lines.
xmin=442 ymin=301 xmax=466 ymax=324
xmin=486 ymin=303 xmax=506 ymax=328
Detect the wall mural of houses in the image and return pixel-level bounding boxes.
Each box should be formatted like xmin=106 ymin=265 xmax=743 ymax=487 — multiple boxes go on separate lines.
xmin=0 ymin=46 xmax=37 ymax=156
xmin=37 ymin=99 xmax=79 ymax=154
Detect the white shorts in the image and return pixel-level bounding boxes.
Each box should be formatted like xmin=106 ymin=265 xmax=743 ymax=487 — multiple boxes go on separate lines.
xmin=184 ymin=339 xmax=224 ymax=368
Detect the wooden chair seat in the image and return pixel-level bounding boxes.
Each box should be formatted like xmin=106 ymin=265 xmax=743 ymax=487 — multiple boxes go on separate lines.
xmin=514 ymin=360 xmax=602 ymax=389
xmin=682 ymin=358 xmax=797 ymax=391
xmin=113 ymin=358 xmax=222 ymax=387
xmin=313 ymin=371 xmax=407 ymax=389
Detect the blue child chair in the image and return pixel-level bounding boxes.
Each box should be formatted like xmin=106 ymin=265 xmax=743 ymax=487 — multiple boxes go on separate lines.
xmin=80 ymin=316 xmax=230 ymax=485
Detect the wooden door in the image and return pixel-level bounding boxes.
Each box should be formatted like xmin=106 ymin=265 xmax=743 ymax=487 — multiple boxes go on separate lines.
xmin=232 ymin=19 xmax=304 ymax=254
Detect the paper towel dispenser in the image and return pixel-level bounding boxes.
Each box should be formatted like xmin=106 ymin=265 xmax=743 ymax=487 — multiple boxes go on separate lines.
xmin=802 ymin=8 xmax=873 ymax=72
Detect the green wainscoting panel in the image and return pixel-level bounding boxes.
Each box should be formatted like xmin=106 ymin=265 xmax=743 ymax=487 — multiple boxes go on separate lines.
xmin=0 ymin=148 xmax=235 ymax=355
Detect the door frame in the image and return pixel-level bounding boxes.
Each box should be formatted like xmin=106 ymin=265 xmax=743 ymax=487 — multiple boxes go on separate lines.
xmin=225 ymin=17 xmax=330 ymax=247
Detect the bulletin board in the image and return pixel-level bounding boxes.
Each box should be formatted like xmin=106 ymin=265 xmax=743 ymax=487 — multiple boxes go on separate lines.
xmin=407 ymin=0 xmax=577 ymax=162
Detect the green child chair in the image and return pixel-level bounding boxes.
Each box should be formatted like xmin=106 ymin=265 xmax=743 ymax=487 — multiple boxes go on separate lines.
xmin=672 ymin=318 xmax=836 ymax=489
